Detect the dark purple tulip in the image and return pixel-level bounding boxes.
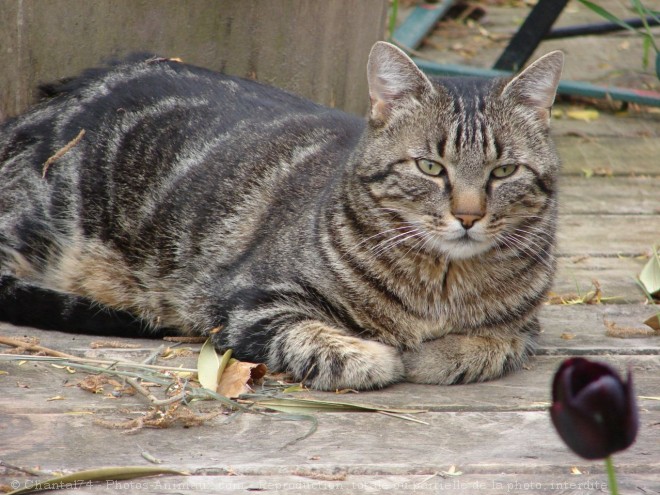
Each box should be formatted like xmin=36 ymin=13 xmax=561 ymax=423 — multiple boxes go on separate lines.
xmin=550 ymin=357 xmax=639 ymax=460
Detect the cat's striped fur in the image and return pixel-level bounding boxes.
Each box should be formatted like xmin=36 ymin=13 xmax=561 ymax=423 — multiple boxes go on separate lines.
xmin=0 ymin=43 xmax=563 ymax=390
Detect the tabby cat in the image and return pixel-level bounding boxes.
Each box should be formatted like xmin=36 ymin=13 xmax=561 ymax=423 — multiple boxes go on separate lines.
xmin=0 ymin=42 xmax=563 ymax=390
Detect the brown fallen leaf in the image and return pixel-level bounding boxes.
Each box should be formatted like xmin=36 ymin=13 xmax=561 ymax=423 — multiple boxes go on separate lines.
xmin=644 ymin=313 xmax=660 ymax=331
xmin=217 ymin=360 xmax=267 ymax=398
xmin=78 ymin=375 xmax=135 ymax=396
xmin=95 ymin=403 xmax=221 ymax=432
xmin=78 ymin=375 xmax=110 ymax=394
xmin=560 ymin=333 xmax=575 ymax=340
xmin=548 ymin=280 xmax=603 ymax=305
xmin=604 ymin=319 xmax=658 ymax=339
xmin=90 ymin=340 xmax=142 ymax=349
xmin=292 ymin=469 xmax=347 ymax=481
xmin=160 ymin=347 xmax=194 ymax=359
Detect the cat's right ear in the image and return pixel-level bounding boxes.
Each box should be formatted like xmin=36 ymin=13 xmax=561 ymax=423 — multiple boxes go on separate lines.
xmin=367 ymin=42 xmax=434 ymax=125
xmin=501 ymin=50 xmax=564 ymax=120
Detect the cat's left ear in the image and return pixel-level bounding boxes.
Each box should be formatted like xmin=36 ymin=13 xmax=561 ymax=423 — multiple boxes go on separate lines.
xmin=367 ymin=41 xmax=435 ymax=125
xmin=501 ymin=51 xmax=564 ymax=120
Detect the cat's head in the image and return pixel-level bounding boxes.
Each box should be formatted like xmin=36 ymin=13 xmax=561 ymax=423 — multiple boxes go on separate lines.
xmin=356 ymin=42 xmax=563 ymax=261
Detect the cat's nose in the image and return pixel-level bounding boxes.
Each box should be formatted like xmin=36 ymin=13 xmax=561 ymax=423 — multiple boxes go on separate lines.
xmin=454 ymin=212 xmax=483 ymax=229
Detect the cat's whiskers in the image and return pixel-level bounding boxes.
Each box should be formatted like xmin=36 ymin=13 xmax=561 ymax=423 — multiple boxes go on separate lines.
xmin=498 ymin=231 xmax=554 ymax=270
xmin=512 ymin=226 xmax=555 ymax=251
xmin=369 ymin=229 xmax=424 ymax=260
xmin=343 ymin=224 xmax=418 ymax=259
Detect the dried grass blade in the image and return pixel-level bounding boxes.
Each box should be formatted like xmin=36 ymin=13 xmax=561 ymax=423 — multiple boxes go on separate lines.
xmin=5 ymin=466 xmax=187 ymax=495
xmin=249 ymin=396 xmax=425 ymax=415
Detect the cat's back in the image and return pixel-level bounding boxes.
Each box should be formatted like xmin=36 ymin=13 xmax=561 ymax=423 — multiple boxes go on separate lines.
xmin=0 ymin=57 xmax=364 ymax=289
xmin=1 ymin=57 xmax=360 ymax=156
xmin=0 ymin=56 xmax=364 ymax=233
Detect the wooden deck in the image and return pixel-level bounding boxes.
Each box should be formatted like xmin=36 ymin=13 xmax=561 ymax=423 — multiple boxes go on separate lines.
xmin=1 ymin=2 xmax=659 ymax=494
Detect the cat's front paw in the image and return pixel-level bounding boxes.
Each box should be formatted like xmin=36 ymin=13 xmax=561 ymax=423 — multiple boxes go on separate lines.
xmin=402 ymin=333 xmax=532 ymax=385
xmin=269 ymin=321 xmax=405 ymax=391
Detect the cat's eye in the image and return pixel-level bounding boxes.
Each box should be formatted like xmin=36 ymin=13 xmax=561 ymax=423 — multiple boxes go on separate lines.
xmin=416 ymin=159 xmax=444 ymax=177
xmin=491 ymin=164 xmax=518 ymax=179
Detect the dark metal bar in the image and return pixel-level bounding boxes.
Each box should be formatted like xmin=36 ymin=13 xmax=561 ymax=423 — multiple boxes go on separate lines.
xmin=414 ymin=57 xmax=660 ymax=107
xmin=545 ymin=16 xmax=660 ymax=39
xmin=494 ymin=0 xmax=570 ymax=72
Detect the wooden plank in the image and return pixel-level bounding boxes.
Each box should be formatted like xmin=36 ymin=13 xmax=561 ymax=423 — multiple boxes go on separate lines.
xmin=555 ymin=135 xmax=660 ymax=176
xmin=558 ymin=177 xmax=660 ymax=215
xmin=552 ymin=112 xmax=660 ymax=140
xmin=2 ymin=306 xmax=659 ymax=415
xmin=2 ymin=473 xmax=659 ymax=495
xmin=2 ymin=352 xmax=658 ymax=414
xmin=1 ymin=409 xmax=658 ymax=479
xmin=553 ymin=255 xmax=647 ymax=303
xmin=3 ymin=304 xmax=659 ymax=359
xmin=557 ymin=214 xmax=660 ymax=256
xmin=538 ymin=305 xmax=660 ymax=353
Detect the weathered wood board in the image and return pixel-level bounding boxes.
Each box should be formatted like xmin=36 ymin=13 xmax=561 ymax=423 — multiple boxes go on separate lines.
xmin=2 ymin=1 xmax=660 ymax=493
xmin=0 ymin=0 xmax=388 ymax=119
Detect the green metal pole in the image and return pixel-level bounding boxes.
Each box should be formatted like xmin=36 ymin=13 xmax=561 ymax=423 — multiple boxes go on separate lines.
xmin=413 ymin=58 xmax=660 ymax=107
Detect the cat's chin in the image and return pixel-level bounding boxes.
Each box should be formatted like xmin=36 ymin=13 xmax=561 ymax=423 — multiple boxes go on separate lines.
xmin=430 ymin=237 xmax=493 ymax=261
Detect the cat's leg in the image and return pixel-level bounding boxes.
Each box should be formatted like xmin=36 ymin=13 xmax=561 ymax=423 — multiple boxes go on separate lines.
xmin=266 ymin=320 xmax=405 ymax=391
xmin=402 ymin=318 xmax=538 ymax=385
xmin=0 ymin=275 xmax=155 ymax=336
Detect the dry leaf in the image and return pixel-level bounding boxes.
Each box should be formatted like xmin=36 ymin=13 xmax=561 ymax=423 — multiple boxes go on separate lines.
xmin=78 ymin=375 xmax=110 ymax=394
xmin=560 ymin=333 xmax=575 ymax=340
xmin=644 ymin=313 xmax=660 ymax=331
xmin=4 ymin=465 xmax=187 ymax=495
xmin=197 ymin=339 xmax=231 ymax=391
xmin=90 ymin=340 xmax=141 ymax=349
xmin=571 ymin=466 xmax=582 ymax=475
xmin=160 ymin=347 xmax=194 ymax=360
xmin=604 ymin=319 xmax=657 ymax=338
xmin=581 ymin=167 xmax=613 ymax=178
xmin=639 ymin=246 xmax=660 ymax=296
xmin=293 ymin=469 xmax=347 ymax=481
xmin=51 ymin=364 xmax=77 ymax=373
xmin=443 ymin=465 xmax=463 ymax=477
xmin=253 ymin=397 xmax=423 ymax=415
xmin=140 ymin=450 xmax=164 ymax=464
xmin=217 ymin=359 xmax=267 ymax=398
xmin=95 ymin=403 xmax=221 ymax=432
xmin=567 ymin=108 xmax=599 ymax=122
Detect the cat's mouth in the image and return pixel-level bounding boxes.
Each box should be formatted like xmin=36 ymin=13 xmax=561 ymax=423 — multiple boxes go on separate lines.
xmin=424 ymin=229 xmax=493 ymax=260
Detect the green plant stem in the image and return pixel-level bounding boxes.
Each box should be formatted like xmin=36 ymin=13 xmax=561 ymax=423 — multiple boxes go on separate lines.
xmin=388 ymin=0 xmax=399 ymax=40
xmin=605 ymin=456 xmax=619 ymax=495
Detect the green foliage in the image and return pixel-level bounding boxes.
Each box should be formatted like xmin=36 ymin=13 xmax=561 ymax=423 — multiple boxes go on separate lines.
xmin=388 ymin=0 xmax=399 ymax=41
xmin=577 ymin=0 xmax=659 ymax=72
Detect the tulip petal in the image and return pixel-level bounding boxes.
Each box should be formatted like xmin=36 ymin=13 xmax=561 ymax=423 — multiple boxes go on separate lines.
xmin=550 ymin=401 xmax=612 ymax=459
xmin=568 ymin=358 xmax=617 ymax=397
xmin=550 ymin=358 xmax=639 ymax=460
xmin=574 ymin=375 xmax=626 ymax=424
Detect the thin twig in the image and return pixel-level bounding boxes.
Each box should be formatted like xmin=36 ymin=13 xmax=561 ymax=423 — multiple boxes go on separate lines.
xmin=0 ymin=353 xmax=197 ymax=372
xmin=42 ymin=129 xmax=86 ymax=178
xmin=0 ymin=336 xmax=77 ymax=358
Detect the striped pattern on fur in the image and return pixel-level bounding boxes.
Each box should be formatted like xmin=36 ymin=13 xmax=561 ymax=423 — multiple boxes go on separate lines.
xmin=0 ymin=43 xmax=563 ymax=390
